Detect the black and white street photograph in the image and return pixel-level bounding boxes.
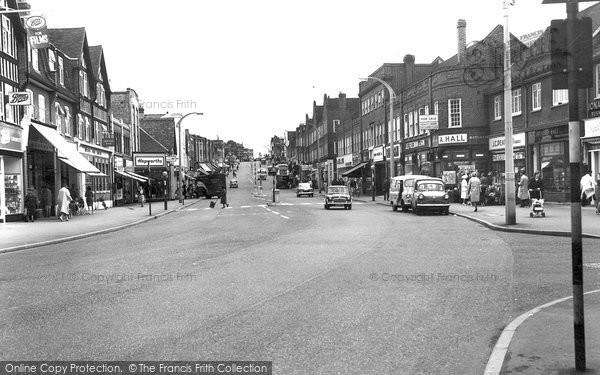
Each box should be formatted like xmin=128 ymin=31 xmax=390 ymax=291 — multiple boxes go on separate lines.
xmin=1 ymin=0 xmax=600 ymax=374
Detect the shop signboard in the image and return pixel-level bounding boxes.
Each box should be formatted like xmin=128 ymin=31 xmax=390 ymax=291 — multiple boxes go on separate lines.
xmin=438 ymin=133 xmax=468 ymax=145
xmin=0 ymin=124 xmax=22 ymax=152
xmin=588 ymin=98 xmax=600 ymax=118
xmin=489 ymin=132 xmax=526 ymax=150
xmin=133 ymin=153 xmax=166 ymax=168
xmin=7 ymin=92 xmax=32 ymax=106
xmin=101 ymin=138 xmax=115 ymax=147
xmin=418 ymin=115 xmax=438 ymax=130
xmin=584 ymin=117 xmax=600 ymax=137
xmin=25 ymin=16 xmax=49 ymax=49
xmin=336 ymin=154 xmax=353 ymax=168
xmin=373 ymin=146 xmax=384 ymax=162
xmin=405 ymin=139 xmax=427 ymax=150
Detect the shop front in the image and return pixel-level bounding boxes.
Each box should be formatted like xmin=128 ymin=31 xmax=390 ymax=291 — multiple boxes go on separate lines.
xmin=583 ymin=117 xmax=600 ymax=185
xmin=403 ymin=137 xmax=429 ymax=176
xmin=336 ymin=153 xmax=353 ymax=180
xmin=79 ymin=142 xmax=111 ymax=208
xmin=489 ymin=132 xmax=526 ymax=187
xmin=385 ymin=143 xmax=403 ymax=176
xmin=371 ymin=145 xmax=386 ymax=195
xmin=0 ymin=123 xmax=24 ymax=222
xmin=530 ymin=125 xmax=570 ymax=202
xmin=434 ymin=132 xmax=488 ymax=180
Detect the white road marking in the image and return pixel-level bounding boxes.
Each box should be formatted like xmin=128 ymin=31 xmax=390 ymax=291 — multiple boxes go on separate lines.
xmin=280 ymin=215 xmax=289 ymax=219
xmin=271 ymin=211 xmax=280 ymax=215
xmin=240 ymin=205 xmax=251 ymax=208
xmin=186 ymin=208 xmax=199 ymax=211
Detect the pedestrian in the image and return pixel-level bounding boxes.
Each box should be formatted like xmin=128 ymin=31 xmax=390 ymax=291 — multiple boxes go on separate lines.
xmin=460 ymin=175 xmax=469 ymax=205
xmin=138 ymin=185 xmax=145 ymax=207
xmin=57 ymin=183 xmax=72 ymax=222
xmin=529 ymin=171 xmax=543 ymax=200
xmin=84 ymin=185 xmax=94 ymax=214
xmin=580 ymin=169 xmax=594 ymax=207
xmin=24 ymin=187 xmax=38 ymax=222
xmin=383 ymin=178 xmax=390 ymax=201
xmin=468 ymin=172 xmax=481 ymax=212
xmin=40 ymin=184 xmax=52 ymax=217
xmin=517 ymin=168 xmax=530 ymax=207
xmin=350 ymin=178 xmax=357 ymax=197
xmin=220 ymin=187 xmax=229 ymax=208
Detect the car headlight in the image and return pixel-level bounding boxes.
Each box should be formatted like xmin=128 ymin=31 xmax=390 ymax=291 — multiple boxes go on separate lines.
xmin=418 ymin=194 xmax=424 ymax=200
xmin=444 ymin=194 xmax=449 ymax=200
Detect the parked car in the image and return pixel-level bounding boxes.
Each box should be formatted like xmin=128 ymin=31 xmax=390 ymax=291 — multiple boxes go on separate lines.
xmin=296 ymin=182 xmax=314 ymax=197
xmin=324 ymin=185 xmax=352 ymax=210
xmin=410 ymin=177 xmax=450 ymax=215
xmin=389 ymin=174 xmax=429 ymax=212
xmin=229 ymin=178 xmax=238 ymax=188
xmin=258 ymin=168 xmax=267 ymax=180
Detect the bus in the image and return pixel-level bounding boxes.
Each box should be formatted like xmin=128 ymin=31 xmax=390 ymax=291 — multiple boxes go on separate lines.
xmin=275 ymin=164 xmax=290 ymax=188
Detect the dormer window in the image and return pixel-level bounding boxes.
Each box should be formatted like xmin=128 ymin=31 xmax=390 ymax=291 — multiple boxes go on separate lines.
xmin=58 ymin=56 xmax=64 ymax=85
xmin=79 ymin=69 xmax=89 ymax=98
xmin=48 ymin=49 xmax=56 ymax=72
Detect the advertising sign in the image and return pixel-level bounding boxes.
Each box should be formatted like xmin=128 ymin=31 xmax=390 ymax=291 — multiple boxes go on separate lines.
xmin=373 ymin=146 xmax=384 ymax=162
xmin=584 ymin=117 xmax=600 ymax=138
xmin=133 ymin=153 xmax=166 ymax=167
xmin=438 ymin=133 xmax=468 ymax=145
xmin=7 ymin=92 xmax=32 ymax=106
xmin=418 ymin=115 xmax=439 ymax=130
xmin=25 ymin=16 xmax=50 ymax=49
xmin=101 ymin=138 xmax=115 ymax=147
xmin=0 ymin=124 xmax=22 ymax=152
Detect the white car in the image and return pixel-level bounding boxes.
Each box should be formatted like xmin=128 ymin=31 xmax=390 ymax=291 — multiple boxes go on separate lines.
xmin=296 ymin=182 xmax=314 ymax=197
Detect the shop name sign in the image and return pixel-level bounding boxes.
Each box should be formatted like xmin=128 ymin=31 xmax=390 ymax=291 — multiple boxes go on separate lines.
xmin=336 ymin=154 xmax=353 ymax=167
xmin=418 ymin=115 xmax=438 ymax=130
xmin=438 ymin=133 xmax=467 ymax=145
xmin=589 ymin=98 xmax=600 ymax=118
xmin=489 ymin=133 xmax=526 ymax=150
xmin=584 ymin=117 xmax=600 ymax=137
xmin=133 ymin=153 xmax=166 ymax=167
xmin=405 ymin=139 xmax=426 ymax=150
xmin=373 ymin=146 xmax=384 ymax=162
xmin=7 ymin=92 xmax=32 ymax=106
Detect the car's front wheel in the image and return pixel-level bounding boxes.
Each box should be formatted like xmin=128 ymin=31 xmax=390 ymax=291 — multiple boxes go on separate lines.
xmin=348 ymin=205 xmax=352 ymax=210
xmin=392 ymin=202 xmax=398 ymax=211
xmin=401 ymin=201 xmax=408 ymax=213
xmin=324 ymin=204 xmax=330 ymax=210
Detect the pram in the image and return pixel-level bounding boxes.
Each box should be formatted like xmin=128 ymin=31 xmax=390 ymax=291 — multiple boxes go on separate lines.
xmin=69 ymin=197 xmax=86 ymax=216
xmin=528 ymin=189 xmax=545 ymax=218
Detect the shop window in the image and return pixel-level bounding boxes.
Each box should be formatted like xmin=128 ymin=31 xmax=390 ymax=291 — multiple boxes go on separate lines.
xmin=540 ymin=142 xmax=567 ymax=193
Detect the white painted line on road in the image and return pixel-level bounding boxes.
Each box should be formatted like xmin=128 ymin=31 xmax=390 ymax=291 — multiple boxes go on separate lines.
xmin=280 ymin=215 xmax=289 ymax=219
xmin=240 ymin=205 xmax=251 ymax=208
xmin=280 ymin=202 xmax=293 ymax=206
xmin=300 ymin=202 xmax=312 ymax=205
xmin=484 ymin=288 xmax=600 ymax=375
xmin=271 ymin=211 xmax=280 ymax=215
xmin=186 ymin=208 xmax=199 ymax=211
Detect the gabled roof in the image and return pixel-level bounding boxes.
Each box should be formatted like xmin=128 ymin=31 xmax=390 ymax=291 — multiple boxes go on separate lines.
xmin=48 ymin=28 xmax=86 ymax=59
xmin=88 ymin=45 xmax=111 ymax=96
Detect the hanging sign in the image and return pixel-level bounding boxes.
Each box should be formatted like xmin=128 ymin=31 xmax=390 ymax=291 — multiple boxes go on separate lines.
xmin=25 ymin=16 xmax=50 ymax=49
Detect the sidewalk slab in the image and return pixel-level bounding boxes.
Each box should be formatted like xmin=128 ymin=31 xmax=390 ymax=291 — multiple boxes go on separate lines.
xmin=500 ymin=291 xmax=600 ymax=374
xmin=0 ymin=199 xmax=200 ymax=253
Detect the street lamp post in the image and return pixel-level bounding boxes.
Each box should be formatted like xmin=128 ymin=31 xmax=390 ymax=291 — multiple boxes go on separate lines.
xmin=360 ymin=76 xmax=397 ymax=182
xmin=162 ymin=112 xmax=203 ymax=205
xmin=162 ymin=170 xmax=168 ymax=210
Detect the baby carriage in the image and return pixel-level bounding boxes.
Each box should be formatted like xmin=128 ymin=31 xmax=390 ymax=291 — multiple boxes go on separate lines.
xmin=69 ymin=197 xmax=86 ymax=216
xmin=528 ymin=189 xmax=545 ymax=218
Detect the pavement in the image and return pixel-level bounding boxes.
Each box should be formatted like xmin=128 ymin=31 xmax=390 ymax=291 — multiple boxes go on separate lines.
xmin=2 ymin=193 xmax=600 ymax=373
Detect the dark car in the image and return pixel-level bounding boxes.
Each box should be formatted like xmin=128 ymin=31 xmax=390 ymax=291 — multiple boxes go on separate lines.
xmin=410 ymin=177 xmax=450 ymax=215
xmin=324 ymin=185 xmax=352 ymax=210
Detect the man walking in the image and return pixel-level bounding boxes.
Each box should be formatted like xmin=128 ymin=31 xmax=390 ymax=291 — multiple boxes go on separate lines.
xmin=383 ymin=178 xmax=390 ymax=201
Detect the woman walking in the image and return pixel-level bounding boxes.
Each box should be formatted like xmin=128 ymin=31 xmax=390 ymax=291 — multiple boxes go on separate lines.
xmin=468 ymin=172 xmax=481 ymax=212
xmin=24 ymin=187 xmax=38 ymax=222
xmin=460 ymin=175 xmax=469 ymax=205
xmin=85 ymin=186 xmax=94 ymax=214
xmin=57 ymin=183 xmax=72 ymax=222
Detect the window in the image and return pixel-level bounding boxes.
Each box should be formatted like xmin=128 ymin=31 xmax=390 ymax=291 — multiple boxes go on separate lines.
xmin=424 ymin=105 xmax=429 ymax=115
xmin=37 ymin=94 xmax=46 ymax=123
xmin=58 ymin=56 xmax=64 ymax=85
xmin=553 ymin=89 xmax=568 ymax=106
xmin=596 ymin=64 xmax=600 ymax=98
xmin=532 ymin=82 xmax=541 ymax=111
xmin=448 ymin=98 xmax=462 ymax=128
xmin=434 ymin=101 xmax=439 ymax=115
xmin=31 ymin=46 xmax=39 ymax=72
xmin=77 ymin=114 xmax=84 ymax=138
xmin=414 ymin=110 xmax=420 ymax=134
xmin=511 ymin=88 xmax=522 ymax=115
xmin=80 ymin=70 xmax=89 ymax=98
xmin=494 ymin=95 xmax=502 ymax=120
xmin=333 ymin=119 xmax=340 ymax=133
xmin=96 ymin=82 xmax=106 ymax=107
xmin=85 ymin=117 xmax=91 ymax=142
xmin=408 ymin=112 xmax=414 ymax=138
xmin=55 ymin=104 xmax=62 ymax=132
xmin=64 ymin=107 xmax=71 ymax=135
xmin=1 ymin=15 xmax=14 ymax=57
xmin=404 ymin=113 xmax=409 ymax=138
xmin=48 ymin=49 xmax=56 ymax=72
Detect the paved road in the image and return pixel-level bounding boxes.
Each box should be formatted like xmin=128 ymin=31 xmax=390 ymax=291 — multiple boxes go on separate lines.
xmin=1 ymin=162 xmax=599 ymax=374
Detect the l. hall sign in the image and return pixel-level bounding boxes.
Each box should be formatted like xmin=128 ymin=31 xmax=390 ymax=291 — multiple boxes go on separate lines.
xmin=438 ymin=133 xmax=467 ymax=145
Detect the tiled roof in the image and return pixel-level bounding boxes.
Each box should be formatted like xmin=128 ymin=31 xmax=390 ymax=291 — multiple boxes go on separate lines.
xmin=88 ymin=45 xmax=102 ymax=78
xmin=47 ymin=28 xmax=86 ymax=59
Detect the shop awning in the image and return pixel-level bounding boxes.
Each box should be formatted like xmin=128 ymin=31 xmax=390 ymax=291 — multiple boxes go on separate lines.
xmin=87 ymin=171 xmax=108 ymax=177
xmin=126 ymin=171 xmax=148 ymax=182
xmin=199 ymin=163 xmax=212 ymax=172
xmin=32 ymin=124 xmax=101 ymax=174
xmin=196 ymin=168 xmax=209 ymax=176
xmin=114 ymin=170 xmax=131 ymax=179
xmin=342 ymin=162 xmax=368 ymax=177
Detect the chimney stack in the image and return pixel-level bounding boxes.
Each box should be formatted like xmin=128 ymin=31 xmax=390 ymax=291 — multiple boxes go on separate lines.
xmin=457 ymin=19 xmax=467 ymax=64
xmin=339 ymin=92 xmax=346 ymax=109
xmin=403 ymin=54 xmax=415 ymax=86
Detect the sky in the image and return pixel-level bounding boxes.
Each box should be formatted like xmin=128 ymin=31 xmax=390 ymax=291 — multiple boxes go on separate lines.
xmin=29 ymin=0 xmax=595 ymax=157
